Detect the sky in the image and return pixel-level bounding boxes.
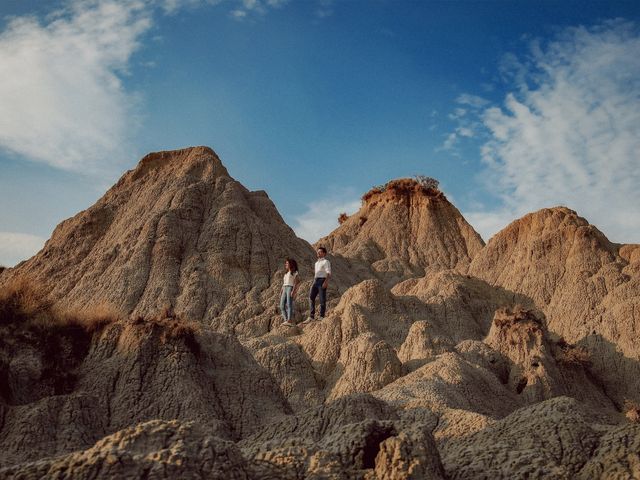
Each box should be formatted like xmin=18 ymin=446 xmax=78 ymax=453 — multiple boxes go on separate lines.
xmin=1 ymin=0 xmax=640 ymax=266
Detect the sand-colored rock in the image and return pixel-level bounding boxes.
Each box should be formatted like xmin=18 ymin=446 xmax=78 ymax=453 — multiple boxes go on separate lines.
xmin=247 ymin=335 xmax=324 ymax=410
xmin=375 ymin=351 xmax=520 ymax=420
xmin=469 ymin=207 xmax=640 ymax=404
xmin=0 ymin=311 xmax=288 ymax=467
xmin=326 ymin=332 xmax=403 ymax=401
xmin=374 ymin=424 xmax=446 ymax=480
xmin=1 ymin=147 xmax=315 ymax=333
xmin=2 ymin=147 xmax=639 ymax=478
xmin=0 ymin=420 xmax=251 ymax=480
xmin=317 ymin=178 xmax=484 ymax=282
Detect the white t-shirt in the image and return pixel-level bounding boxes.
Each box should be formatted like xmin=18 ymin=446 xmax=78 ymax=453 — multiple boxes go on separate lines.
xmin=283 ymin=271 xmax=298 ymax=287
xmin=314 ymin=258 xmax=332 ymax=278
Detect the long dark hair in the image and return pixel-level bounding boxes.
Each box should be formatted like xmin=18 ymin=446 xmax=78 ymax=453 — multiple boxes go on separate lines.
xmin=286 ymin=258 xmax=298 ymax=273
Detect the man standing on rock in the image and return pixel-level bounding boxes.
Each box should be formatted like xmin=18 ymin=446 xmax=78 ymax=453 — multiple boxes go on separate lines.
xmin=303 ymin=247 xmax=331 ymax=323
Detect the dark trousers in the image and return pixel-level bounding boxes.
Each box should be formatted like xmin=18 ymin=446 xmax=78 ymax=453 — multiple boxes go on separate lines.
xmin=309 ymin=277 xmax=327 ymax=318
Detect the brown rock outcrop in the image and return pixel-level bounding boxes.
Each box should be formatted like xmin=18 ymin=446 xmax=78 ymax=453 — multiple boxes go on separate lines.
xmin=0 ymin=420 xmax=251 ymax=480
xmin=2 ymin=147 xmax=639 ymax=478
xmin=0 ymin=287 xmax=289 ymax=467
xmin=469 ymin=207 xmax=640 ymax=404
xmin=484 ymin=306 xmax=616 ymax=415
xmin=1 ymin=147 xmax=315 ymax=333
xmin=317 ymin=178 xmax=484 ymax=282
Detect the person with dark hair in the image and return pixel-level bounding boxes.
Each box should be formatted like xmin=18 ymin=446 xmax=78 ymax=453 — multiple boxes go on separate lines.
xmin=302 ymin=247 xmax=331 ymax=324
xmin=280 ymin=258 xmax=299 ymax=326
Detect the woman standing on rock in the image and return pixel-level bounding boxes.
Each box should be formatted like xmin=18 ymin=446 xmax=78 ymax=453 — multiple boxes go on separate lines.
xmin=280 ymin=258 xmax=300 ymax=326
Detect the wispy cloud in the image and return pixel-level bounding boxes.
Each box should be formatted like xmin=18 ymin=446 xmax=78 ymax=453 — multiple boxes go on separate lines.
xmin=0 ymin=0 xmax=302 ymax=175
xmin=0 ymin=232 xmax=46 ymax=267
xmin=440 ymin=94 xmax=487 ymax=153
xmin=452 ymin=20 xmax=640 ymax=243
xmin=314 ymin=0 xmax=334 ymax=19
xmin=230 ymin=0 xmax=290 ymax=20
xmin=0 ymin=0 xmax=152 ymax=174
xmin=292 ymin=191 xmax=361 ymax=243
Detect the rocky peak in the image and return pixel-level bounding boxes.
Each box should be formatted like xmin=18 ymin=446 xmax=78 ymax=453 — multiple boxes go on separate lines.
xmin=318 ymin=177 xmax=484 ymax=280
xmin=2 ymin=147 xmax=314 ymax=330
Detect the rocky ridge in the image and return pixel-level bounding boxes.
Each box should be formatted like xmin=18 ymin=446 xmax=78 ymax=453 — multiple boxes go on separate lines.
xmin=1 ymin=147 xmax=639 ymax=479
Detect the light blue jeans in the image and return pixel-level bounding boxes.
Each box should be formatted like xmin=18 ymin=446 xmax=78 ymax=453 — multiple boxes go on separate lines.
xmin=280 ymin=285 xmax=294 ymax=321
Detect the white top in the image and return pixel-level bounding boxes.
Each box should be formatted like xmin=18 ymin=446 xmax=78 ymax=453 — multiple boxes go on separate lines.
xmin=314 ymin=258 xmax=332 ymax=278
xmin=283 ymin=271 xmax=298 ymax=287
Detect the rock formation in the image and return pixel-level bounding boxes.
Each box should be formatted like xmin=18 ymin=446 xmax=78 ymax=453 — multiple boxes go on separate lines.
xmin=469 ymin=206 xmax=640 ymax=405
xmin=317 ymin=178 xmax=485 ymax=283
xmin=0 ymin=147 xmax=315 ymax=334
xmin=1 ymin=147 xmax=639 ymax=479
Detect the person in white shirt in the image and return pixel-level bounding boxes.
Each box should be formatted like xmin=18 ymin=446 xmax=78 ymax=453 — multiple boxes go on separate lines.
xmin=303 ymin=247 xmax=331 ymax=323
xmin=280 ymin=258 xmax=300 ymax=326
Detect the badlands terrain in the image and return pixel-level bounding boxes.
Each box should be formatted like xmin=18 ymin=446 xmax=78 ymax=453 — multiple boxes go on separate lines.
xmin=0 ymin=146 xmax=639 ymax=479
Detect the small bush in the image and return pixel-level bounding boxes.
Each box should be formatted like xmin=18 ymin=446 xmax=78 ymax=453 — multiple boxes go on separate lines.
xmin=493 ymin=305 xmax=543 ymax=329
xmin=0 ymin=275 xmax=57 ymax=328
xmin=338 ymin=212 xmax=348 ymax=224
xmin=414 ymin=175 xmax=439 ymax=190
xmin=130 ymin=305 xmax=202 ymax=356
xmin=0 ymin=274 xmax=119 ymax=333
xmin=61 ymin=303 xmax=124 ymax=333
xmin=554 ymin=337 xmax=592 ymax=367
xmin=361 ymin=177 xmax=442 ymax=204
xmin=624 ymin=400 xmax=640 ymax=423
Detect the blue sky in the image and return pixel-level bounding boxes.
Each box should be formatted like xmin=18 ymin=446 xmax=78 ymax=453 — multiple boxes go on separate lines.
xmin=1 ymin=0 xmax=640 ymax=266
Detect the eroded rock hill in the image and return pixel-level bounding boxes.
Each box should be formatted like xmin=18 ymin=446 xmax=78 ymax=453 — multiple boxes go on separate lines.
xmin=317 ymin=178 xmax=485 ymax=283
xmin=1 ymin=147 xmax=315 ymax=333
xmin=469 ymin=206 xmax=640 ymax=405
xmin=1 ymin=147 xmax=639 ymax=479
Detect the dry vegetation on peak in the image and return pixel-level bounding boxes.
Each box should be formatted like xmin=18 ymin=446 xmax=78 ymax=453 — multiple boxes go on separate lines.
xmin=361 ymin=177 xmax=444 ymax=204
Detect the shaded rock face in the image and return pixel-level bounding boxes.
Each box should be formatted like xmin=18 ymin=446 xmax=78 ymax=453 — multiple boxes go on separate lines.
xmin=317 ymin=178 xmax=485 ymax=283
xmin=239 ymin=394 xmax=446 ymax=480
xmin=2 ymin=147 xmax=315 ymax=332
xmin=441 ymin=397 xmax=603 ymax=480
xmin=469 ymin=207 xmax=640 ymax=404
xmin=0 ymin=316 xmax=289 ymax=467
xmin=484 ymin=307 xmax=615 ymax=415
xmin=0 ymin=420 xmax=252 ymax=480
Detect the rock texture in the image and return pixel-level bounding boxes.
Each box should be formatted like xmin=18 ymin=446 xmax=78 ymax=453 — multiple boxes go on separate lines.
xmin=1 ymin=147 xmax=315 ymax=333
xmin=317 ymin=178 xmax=485 ymax=282
xmin=0 ymin=420 xmax=252 ymax=480
xmin=469 ymin=207 xmax=640 ymax=405
xmin=1 ymin=147 xmax=639 ymax=479
xmin=0 ymin=284 xmax=289 ymax=467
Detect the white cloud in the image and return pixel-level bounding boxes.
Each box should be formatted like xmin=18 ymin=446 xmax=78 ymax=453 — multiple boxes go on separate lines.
xmin=0 ymin=232 xmax=47 ymax=267
xmin=0 ymin=0 xmax=153 ymax=174
xmin=0 ymin=0 xmax=298 ymax=174
xmin=463 ymin=209 xmax=515 ymax=243
xmin=456 ymin=93 xmax=489 ymax=108
xmin=230 ymin=0 xmax=290 ymax=20
xmin=460 ymin=20 xmax=640 ymax=243
xmin=315 ymin=0 xmax=334 ymax=19
xmin=292 ymin=194 xmax=361 ymax=243
xmin=440 ymin=95 xmax=486 ymax=151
